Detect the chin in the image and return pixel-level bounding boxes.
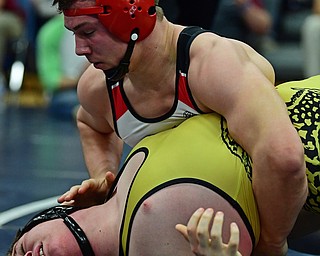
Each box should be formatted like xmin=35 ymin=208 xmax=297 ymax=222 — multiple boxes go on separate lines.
xmin=93 ymin=62 xmax=105 ymax=70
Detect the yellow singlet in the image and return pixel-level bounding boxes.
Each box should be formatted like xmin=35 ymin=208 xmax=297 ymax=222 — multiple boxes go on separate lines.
xmin=117 ymin=113 xmax=259 ymax=256
xmin=276 ymin=75 xmax=320 ymax=213
xmin=115 ymin=75 xmax=320 ymax=255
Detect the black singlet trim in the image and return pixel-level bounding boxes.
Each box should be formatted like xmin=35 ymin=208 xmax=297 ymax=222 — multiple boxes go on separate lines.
xmin=106 ymin=145 xmax=138 ymax=201
xmin=176 ymin=26 xmax=210 ymax=114
xmin=116 ymin=147 xmax=149 ymax=256
xmin=123 ymin=178 xmax=255 ymax=255
xmin=177 ymin=26 xmax=209 ymax=73
xmin=107 ymin=26 xmax=208 ymax=128
xmin=106 ymin=79 xmax=121 ymax=137
xmin=119 ymin=80 xmax=178 ymax=123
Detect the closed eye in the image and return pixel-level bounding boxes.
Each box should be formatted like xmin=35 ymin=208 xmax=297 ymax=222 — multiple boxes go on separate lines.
xmin=82 ymin=30 xmax=95 ymax=37
xmin=19 ymin=242 xmax=25 ymax=255
xmin=85 ymin=30 xmax=94 ymax=35
xmin=12 ymin=241 xmax=25 ymax=256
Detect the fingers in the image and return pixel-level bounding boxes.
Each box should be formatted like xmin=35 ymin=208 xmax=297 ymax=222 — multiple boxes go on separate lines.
xmin=175 ymin=224 xmax=189 ymax=241
xmin=197 ymin=208 xmax=214 ymax=248
xmin=105 ymin=171 xmax=115 ymax=183
xmin=60 ymin=199 xmax=75 ymax=206
xmin=179 ymin=208 xmax=242 ymax=256
xmin=211 ymin=212 xmax=241 ymax=255
xmin=57 ymin=180 xmax=93 ymax=203
xmin=226 ymin=222 xmax=240 ymax=255
xmin=57 ymin=194 xmax=66 ymax=204
xmin=77 ymin=179 xmax=95 ymax=193
xmin=187 ymin=208 xmax=205 ymax=250
xmin=57 ymin=185 xmax=82 ymax=203
xmin=210 ymin=211 xmax=224 ymax=250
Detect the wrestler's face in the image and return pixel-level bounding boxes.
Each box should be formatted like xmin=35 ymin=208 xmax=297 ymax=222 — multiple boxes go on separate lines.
xmin=11 ymin=219 xmax=82 ymax=256
xmin=64 ymin=1 xmax=128 ymax=71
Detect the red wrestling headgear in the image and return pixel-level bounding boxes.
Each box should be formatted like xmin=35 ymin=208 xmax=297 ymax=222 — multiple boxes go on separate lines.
xmin=63 ymin=0 xmax=157 ymax=42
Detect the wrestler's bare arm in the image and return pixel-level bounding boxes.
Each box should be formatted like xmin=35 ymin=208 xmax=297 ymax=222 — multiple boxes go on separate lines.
xmin=58 ymin=65 xmax=123 ymax=206
xmin=77 ymin=65 xmax=123 ymax=179
xmin=188 ymin=34 xmax=307 ymax=255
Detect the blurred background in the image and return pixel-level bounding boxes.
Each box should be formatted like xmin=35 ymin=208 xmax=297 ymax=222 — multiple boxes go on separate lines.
xmin=0 ymin=0 xmax=320 ymax=255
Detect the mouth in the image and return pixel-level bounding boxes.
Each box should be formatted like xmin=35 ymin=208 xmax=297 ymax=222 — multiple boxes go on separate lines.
xmin=39 ymin=246 xmax=44 ymax=256
xmin=35 ymin=244 xmax=45 ymax=256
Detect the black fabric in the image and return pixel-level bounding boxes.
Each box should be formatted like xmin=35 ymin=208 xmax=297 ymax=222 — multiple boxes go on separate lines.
xmin=17 ymin=205 xmax=95 ymax=256
xmin=176 ymin=26 xmax=210 ymax=74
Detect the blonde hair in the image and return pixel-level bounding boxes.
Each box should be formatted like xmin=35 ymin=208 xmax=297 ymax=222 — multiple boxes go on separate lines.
xmin=155 ymin=0 xmax=164 ymax=20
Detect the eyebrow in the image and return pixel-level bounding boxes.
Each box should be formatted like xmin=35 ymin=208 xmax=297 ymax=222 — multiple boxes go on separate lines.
xmin=65 ymin=21 xmax=91 ymax=32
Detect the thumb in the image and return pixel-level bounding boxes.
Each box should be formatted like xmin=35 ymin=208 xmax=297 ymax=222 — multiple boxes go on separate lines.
xmin=105 ymin=171 xmax=115 ymax=183
xmin=175 ymin=224 xmax=189 ymax=241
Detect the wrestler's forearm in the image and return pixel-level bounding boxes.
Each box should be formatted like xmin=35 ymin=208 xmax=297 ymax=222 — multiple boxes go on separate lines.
xmin=77 ymin=119 xmax=123 ymax=179
xmin=252 ymin=146 xmax=307 ymax=255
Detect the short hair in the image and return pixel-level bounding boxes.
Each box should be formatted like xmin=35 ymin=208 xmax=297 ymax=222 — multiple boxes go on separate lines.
xmin=7 ymin=230 xmax=22 ymax=256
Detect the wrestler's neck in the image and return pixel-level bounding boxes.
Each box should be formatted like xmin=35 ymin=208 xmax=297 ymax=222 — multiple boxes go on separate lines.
xmin=72 ymin=201 xmax=120 ymax=255
xmin=126 ymin=18 xmax=185 ymax=91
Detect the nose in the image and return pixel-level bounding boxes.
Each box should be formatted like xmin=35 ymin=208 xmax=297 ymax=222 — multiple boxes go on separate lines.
xmin=24 ymin=251 xmax=32 ymax=256
xmin=75 ymin=37 xmax=91 ymax=56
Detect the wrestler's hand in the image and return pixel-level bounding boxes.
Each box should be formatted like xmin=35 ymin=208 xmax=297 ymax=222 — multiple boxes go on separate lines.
xmin=57 ymin=171 xmax=115 ymax=207
xmin=175 ymin=208 xmax=242 ymax=256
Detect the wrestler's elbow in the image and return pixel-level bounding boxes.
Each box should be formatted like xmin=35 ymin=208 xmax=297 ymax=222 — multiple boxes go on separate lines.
xmin=267 ymin=140 xmax=306 ymax=182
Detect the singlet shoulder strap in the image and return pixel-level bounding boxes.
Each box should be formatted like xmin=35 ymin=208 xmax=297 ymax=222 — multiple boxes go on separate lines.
xmin=177 ymin=26 xmax=211 ymax=73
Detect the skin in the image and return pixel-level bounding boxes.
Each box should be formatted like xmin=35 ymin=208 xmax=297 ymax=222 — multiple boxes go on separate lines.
xmin=176 ymin=208 xmax=242 ymax=256
xmin=235 ymin=0 xmax=272 ymax=35
xmin=314 ymin=0 xmax=320 ymax=14
xmin=11 ymin=152 xmax=252 ymax=256
xmin=58 ymin=0 xmax=308 ymax=254
xmin=0 ymin=0 xmax=5 ymax=9
xmin=12 ymin=219 xmax=82 ymax=256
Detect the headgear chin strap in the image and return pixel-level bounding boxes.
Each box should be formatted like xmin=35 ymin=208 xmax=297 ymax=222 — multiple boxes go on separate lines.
xmin=104 ymin=28 xmax=139 ymax=82
xmin=63 ymin=0 xmax=156 ymax=42
xmin=64 ymin=0 xmax=157 ymax=82
xmin=15 ymin=206 xmax=95 ymax=256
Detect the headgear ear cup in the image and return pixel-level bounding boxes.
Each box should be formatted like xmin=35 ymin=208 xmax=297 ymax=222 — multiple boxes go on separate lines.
xmin=63 ymin=0 xmax=157 ymax=80
xmin=97 ymin=0 xmax=156 ymax=42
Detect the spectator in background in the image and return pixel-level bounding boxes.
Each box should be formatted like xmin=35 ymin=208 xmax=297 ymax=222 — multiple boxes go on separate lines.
xmin=30 ymin=0 xmax=58 ymax=28
xmin=0 ymin=0 xmax=24 ymax=85
xmin=31 ymin=0 xmax=57 ymax=17
xmin=36 ymin=15 xmax=88 ymax=120
xmin=301 ymin=0 xmax=320 ymax=77
xmin=278 ymin=0 xmax=312 ymax=42
xmin=211 ymin=0 xmax=275 ymax=53
xmin=175 ymin=0 xmax=221 ymax=29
